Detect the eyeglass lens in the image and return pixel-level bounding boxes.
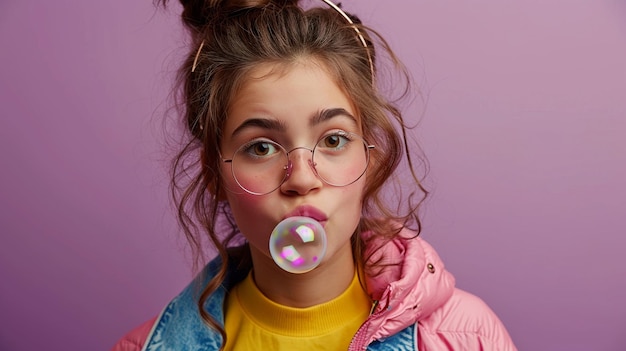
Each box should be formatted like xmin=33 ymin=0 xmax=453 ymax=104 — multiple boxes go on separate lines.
xmin=229 ymin=132 xmax=371 ymax=195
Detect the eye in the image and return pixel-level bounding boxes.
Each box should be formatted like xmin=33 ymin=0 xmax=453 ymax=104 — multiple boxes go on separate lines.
xmin=242 ymin=140 xmax=280 ymax=158
xmin=320 ymin=132 xmax=350 ymax=150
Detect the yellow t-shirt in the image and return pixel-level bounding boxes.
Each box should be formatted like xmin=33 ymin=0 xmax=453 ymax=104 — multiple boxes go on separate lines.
xmin=223 ymin=272 xmax=371 ymax=351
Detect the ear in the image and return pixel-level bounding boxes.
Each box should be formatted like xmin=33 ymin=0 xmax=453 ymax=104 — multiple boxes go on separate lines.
xmin=205 ymin=171 xmax=230 ymax=202
xmin=212 ymin=183 xmax=229 ymax=202
xmin=366 ymin=143 xmax=380 ymax=175
xmin=200 ymin=142 xmax=228 ymax=201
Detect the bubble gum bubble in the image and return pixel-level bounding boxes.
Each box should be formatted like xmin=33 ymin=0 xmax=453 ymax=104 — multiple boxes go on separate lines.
xmin=269 ymin=216 xmax=327 ymax=274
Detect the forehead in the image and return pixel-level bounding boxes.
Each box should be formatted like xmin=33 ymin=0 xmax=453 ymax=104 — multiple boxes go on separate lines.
xmin=243 ymin=58 xmax=340 ymax=87
xmin=223 ymin=59 xmax=360 ymax=138
xmin=232 ymin=59 xmax=349 ymax=104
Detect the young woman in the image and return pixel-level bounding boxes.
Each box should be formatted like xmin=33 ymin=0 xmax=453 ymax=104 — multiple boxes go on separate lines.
xmin=113 ymin=0 xmax=517 ymax=349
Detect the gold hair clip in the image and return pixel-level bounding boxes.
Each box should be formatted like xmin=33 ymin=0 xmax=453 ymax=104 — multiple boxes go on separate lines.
xmin=191 ymin=0 xmax=374 ymax=76
xmin=191 ymin=40 xmax=205 ymax=73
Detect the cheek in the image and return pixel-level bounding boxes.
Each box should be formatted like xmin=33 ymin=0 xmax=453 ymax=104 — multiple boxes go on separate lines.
xmin=226 ymin=191 xmax=265 ymax=214
xmin=336 ymin=178 xmax=367 ymax=214
xmin=225 ymin=192 xmax=273 ymax=240
xmin=220 ymin=165 xmax=239 ymax=194
xmin=345 ymin=164 xmax=365 ymax=180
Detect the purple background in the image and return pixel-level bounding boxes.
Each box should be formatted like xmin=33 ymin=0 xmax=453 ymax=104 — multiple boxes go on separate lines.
xmin=1 ymin=1 xmax=625 ymax=350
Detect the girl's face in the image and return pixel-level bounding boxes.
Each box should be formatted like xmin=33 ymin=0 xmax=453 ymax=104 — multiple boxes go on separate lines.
xmin=220 ymin=59 xmax=366 ymax=274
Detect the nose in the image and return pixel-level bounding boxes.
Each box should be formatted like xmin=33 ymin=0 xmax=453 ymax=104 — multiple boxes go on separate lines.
xmin=280 ymin=147 xmax=322 ymax=195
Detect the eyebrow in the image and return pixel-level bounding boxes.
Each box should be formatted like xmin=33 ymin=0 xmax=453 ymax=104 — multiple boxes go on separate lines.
xmin=230 ymin=108 xmax=357 ymax=137
xmin=311 ymin=108 xmax=358 ymax=127
xmin=231 ymin=118 xmax=288 ymax=137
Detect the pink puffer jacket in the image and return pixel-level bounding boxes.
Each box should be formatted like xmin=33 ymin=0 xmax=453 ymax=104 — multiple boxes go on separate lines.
xmin=356 ymin=230 xmax=516 ymax=350
xmin=113 ymin=229 xmax=517 ymax=350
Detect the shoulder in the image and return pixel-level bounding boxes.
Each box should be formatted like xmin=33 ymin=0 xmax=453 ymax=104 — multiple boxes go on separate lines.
xmin=109 ymin=253 xmax=245 ymax=350
xmin=418 ymin=288 xmax=517 ymax=351
xmin=110 ymin=317 xmax=157 ymax=351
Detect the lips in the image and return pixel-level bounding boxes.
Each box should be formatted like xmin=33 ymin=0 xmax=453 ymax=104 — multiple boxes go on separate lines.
xmin=283 ymin=205 xmax=328 ymax=224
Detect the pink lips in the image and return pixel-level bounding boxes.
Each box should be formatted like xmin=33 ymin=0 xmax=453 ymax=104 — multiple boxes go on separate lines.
xmin=283 ymin=205 xmax=328 ymax=224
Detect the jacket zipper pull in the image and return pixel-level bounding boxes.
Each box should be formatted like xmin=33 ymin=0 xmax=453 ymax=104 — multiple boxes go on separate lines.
xmin=369 ymin=300 xmax=379 ymax=315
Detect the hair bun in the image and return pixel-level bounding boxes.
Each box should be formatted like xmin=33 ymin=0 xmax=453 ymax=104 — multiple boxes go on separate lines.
xmin=170 ymin=0 xmax=300 ymax=31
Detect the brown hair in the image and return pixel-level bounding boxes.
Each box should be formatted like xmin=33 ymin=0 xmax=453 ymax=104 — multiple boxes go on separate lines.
xmin=159 ymin=0 xmax=428 ymax=345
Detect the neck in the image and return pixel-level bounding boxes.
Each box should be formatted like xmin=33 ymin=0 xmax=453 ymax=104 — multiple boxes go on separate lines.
xmin=249 ymin=244 xmax=356 ymax=308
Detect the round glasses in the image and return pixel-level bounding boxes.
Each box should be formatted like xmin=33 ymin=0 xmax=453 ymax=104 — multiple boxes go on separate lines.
xmin=222 ymin=131 xmax=375 ymax=195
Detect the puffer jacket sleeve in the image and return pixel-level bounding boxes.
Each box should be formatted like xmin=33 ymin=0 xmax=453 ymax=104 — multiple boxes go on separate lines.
xmin=418 ymin=289 xmax=517 ymax=351
xmin=111 ymin=317 xmax=157 ymax=351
